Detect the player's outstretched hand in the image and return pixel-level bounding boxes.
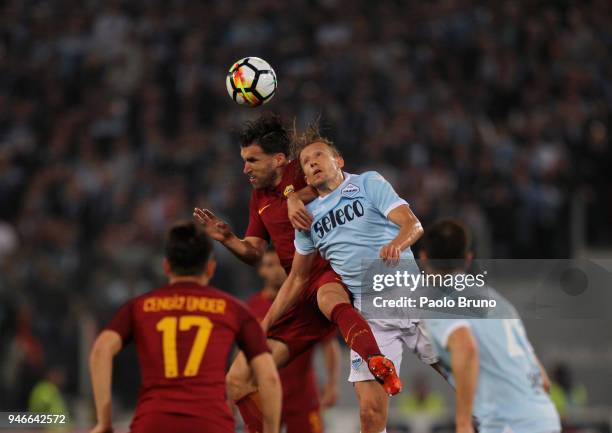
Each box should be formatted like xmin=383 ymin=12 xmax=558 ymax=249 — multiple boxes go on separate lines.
xmin=193 ymin=208 xmax=233 ymax=242
xmin=380 ymin=242 xmax=401 ymax=266
xmin=287 ymin=193 xmax=313 ymax=231
xmin=89 ymin=423 xmax=113 ymax=433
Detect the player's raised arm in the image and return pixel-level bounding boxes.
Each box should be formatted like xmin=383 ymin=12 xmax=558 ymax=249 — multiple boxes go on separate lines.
xmin=380 ymin=205 xmax=424 ymax=265
xmin=249 ymin=354 xmax=282 ymax=433
xmin=359 ymin=171 xmax=424 ymax=265
xmin=89 ymin=330 xmax=122 ymax=433
xmin=260 ymin=251 xmax=316 ymax=331
xmin=235 ymin=306 xmax=282 ymax=433
xmin=447 ymin=325 xmax=479 ymax=433
xmin=193 ymin=208 xmax=267 ymax=265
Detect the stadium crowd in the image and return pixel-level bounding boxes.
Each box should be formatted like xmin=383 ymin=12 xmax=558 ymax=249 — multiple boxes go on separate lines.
xmin=0 ymin=0 xmax=610 ymax=414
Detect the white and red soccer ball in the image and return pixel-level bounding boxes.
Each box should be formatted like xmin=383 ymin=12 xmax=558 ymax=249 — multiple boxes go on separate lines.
xmin=226 ymin=57 xmax=277 ymax=107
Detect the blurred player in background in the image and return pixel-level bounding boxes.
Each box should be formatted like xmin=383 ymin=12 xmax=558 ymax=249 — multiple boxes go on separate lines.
xmin=194 ymin=113 xmax=398 ymax=433
xmin=249 ymin=248 xmax=340 ymax=433
xmin=88 ymin=222 xmax=281 ymax=433
xmin=264 ymin=130 xmax=444 ymax=433
xmin=421 ymin=220 xmax=560 ymax=433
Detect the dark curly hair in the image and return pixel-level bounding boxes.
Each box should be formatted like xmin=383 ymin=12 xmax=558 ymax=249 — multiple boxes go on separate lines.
xmin=239 ymin=113 xmax=290 ymax=156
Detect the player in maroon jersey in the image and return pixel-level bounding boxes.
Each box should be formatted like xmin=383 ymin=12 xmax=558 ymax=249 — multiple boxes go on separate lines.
xmin=249 ymin=249 xmax=340 ymax=433
xmin=88 ymin=222 xmax=281 ymax=433
xmin=193 ymin=114 xmax=400 ymax=433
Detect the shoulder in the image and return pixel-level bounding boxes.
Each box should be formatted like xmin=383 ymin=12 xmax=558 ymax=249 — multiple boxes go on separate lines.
xmin=286 ymin=159 xmax=300 ymax=173
xmin=359 ymin=171 xmax=386 ymax=184
xmin=349 ymin=171 xmax=388 ymax=198
xmin=284 ymin=160 xmax=302 ymax=183
xmin=284 ymin=160 xmax=306 ymax=189
xmin=424 ymin=319 xmax=474 ymax=348
xmin=358 ymin=171 xmax=398 ymax=200
xmin=118 ymin=290 xmax=153 ymax=311
xmin=206 ymin=285 xmax=252 ymax=313
xmin=285 ymin=159 xmax=303 ymax=178
xmin=348 ymin=171 xmax=386 ymax=190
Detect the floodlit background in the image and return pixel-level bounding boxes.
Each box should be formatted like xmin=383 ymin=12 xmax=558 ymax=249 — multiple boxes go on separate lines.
xmin=0 ymin=0 xmax=611 ymax=432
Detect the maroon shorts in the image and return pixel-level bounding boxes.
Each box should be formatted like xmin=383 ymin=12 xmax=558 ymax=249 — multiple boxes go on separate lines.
xmin=267 ymin=267 xmax=342 ymax=359
xmin=284 ymin=408 xmax=324 ymax=433
xmin=130 ymin=412 xmax=233 ymax=433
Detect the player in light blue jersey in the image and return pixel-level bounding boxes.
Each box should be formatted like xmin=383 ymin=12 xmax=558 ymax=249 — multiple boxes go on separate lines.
xmin=262 ymin=129 xmax=444 ymax=433
xmin=420 ymin=220 xmax=560 ymax=433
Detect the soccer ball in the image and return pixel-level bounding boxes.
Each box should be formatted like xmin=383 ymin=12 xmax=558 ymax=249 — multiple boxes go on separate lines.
xmin=226 ymin=57 xmax=277 ymax=107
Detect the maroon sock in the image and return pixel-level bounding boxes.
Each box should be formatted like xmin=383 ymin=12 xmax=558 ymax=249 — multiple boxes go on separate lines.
xmin=236 ymin=392 xmax=263 ymax=433
xmin=330 ymin=303 xmax=381 ymax=360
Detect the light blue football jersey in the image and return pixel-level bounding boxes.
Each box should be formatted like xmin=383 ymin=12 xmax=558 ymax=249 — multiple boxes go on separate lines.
xmin=425 ymin=292 xmax=561 ymax=433
xmin=294 ymin=171 xmax=418 ymax=305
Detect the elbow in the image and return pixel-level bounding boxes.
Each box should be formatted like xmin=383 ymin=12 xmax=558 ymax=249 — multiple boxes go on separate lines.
xmin=415 ymin=221 xmax=424 ymax=240
xmin=89 ymin=339 xmax=107 ymax=366
xmin=467 ymin=344 xmax=478 ymax=363
xmin=458 ymin=340 xmax=478 ymax=366
xmin=462 ymin=333 xmax=478 ymax=357
xmin=90 ymin=334 xmax=118 ymax=365
xmin=250 ymin=247 xmax=264 ymax=265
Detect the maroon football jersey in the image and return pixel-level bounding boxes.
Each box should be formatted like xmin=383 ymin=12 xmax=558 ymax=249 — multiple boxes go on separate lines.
xmin=246 ymin=160 xmax=329 ymax=276
xmin=248 ymin=291 xmax=320 ymax=414
xmin=105 ymin=282 xmax=269 ymax=428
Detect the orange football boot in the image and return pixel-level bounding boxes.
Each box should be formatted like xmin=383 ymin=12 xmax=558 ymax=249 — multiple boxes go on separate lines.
xmin=367 ymin=355 xmax=403 ymax=396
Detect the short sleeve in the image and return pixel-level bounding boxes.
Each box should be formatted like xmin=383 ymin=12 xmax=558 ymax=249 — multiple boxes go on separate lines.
xmin=235 ymin=305 xmax=270 ymax=361
xmin=294 ymin=228 xmax=316 ymax=255
xmin=245 ymin=193 xmax=269 ymax=240
xmin=424 ymin=319 xmax=471 ymax=349
xmin=105 ymin=300 xmax=134 ymax=344
xmin=362 ymin=171 xmax=408 ymax=217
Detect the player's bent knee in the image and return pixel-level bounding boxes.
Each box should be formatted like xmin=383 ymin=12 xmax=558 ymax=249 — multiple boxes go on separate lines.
xmin=317 ymin=282 xmax=350 ymax=319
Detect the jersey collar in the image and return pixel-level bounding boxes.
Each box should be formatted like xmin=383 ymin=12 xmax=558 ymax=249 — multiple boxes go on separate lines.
xmin=317 ymin=172 xmax=352 ymax=202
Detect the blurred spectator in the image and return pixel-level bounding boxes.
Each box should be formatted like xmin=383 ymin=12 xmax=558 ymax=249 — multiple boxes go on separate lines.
xmin=399 ymin=376 xmax=444 ymax=418
xmin=0 ymin=221 xmax=18 ymax=259
xmin=3 ymin=304 xmax=45 ymax=410
xmin=28 ymin=366 xmax=70 ymax=432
